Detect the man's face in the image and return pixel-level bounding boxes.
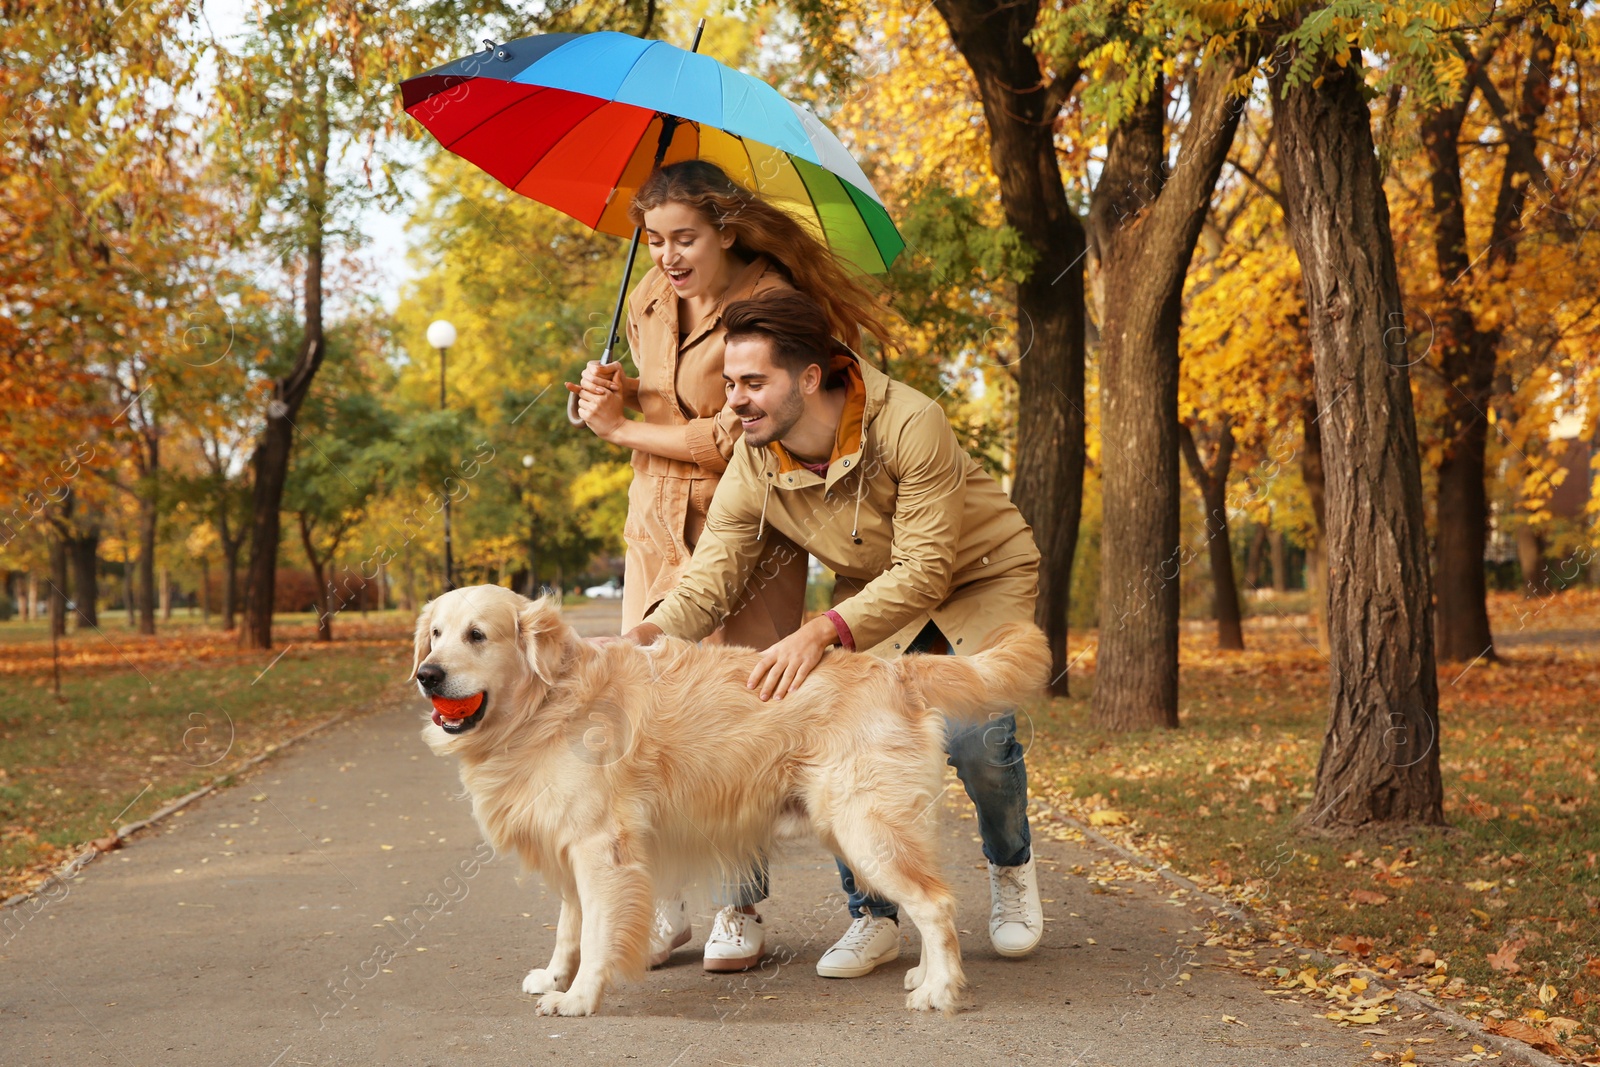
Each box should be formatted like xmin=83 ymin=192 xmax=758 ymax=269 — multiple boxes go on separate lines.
xmin=724 ymin=336 xmax=808 ymax=448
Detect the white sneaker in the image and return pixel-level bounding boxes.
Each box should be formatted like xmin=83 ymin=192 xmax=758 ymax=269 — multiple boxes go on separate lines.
xmin=648 ymin=899 xmax=691 ymax=969
xmin=816 ymin=912 xmax=900 ymax=978
xmin=988 ymin=856 xmax=1043 ymax=957
xmin=703 ymin=906 xmax=765 ymax=972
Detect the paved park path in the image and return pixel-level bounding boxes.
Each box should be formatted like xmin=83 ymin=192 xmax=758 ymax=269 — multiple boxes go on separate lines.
xmin=3 ymin=604 xmax=1534 ymax=1067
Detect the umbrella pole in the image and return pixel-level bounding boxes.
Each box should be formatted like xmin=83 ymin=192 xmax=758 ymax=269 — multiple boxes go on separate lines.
xmin=568 ymin=18 xmax=706 ymax=428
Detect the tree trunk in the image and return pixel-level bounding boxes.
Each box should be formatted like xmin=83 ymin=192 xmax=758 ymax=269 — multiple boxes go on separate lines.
xmin=1243 ymin=523 xmax=1268 ymax=590
xmin=242 ymin=73 xmax=330 ymax=650
xmin=1270 ymin=42 xmax=1443 ymax=828
xmin=298 ymin=512 xmax=333 ymax=643
xmin=934 ymin=0 xmax=1087 ymax=697
xmin=1300 ymin=396 xmax=1330 ymax=651
xmin=1515 ymin=526 xmax=1546 ymax=593
xmin=137 ymin=481 xmax=157 ymax=635
xmin=1179 ymin=422 xmax=1244 ymax=651
xmin=1426 ymin=22 xmax=1558 ymax=663
xmin=26 ymin=570 xmax=38 ymax=620
xmin=1422 ymin=67 xmax=1495 ymax=665
xmin=122 ymin=541 xmax=136 ymax=628
xmin=67 ymin=527 xmax=100 ymax=629
xmin=47 ymin=536 xmax=68 ymax=638
xmin=159 ymin=564 xmax=172 ymax=621
xmin=1091 ymin=63 xmax=1248 ymax=730
xmin=199 ymin=555 xmax=212 ymax=624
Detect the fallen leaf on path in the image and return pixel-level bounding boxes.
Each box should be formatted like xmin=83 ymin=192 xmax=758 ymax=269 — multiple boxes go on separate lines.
xmin=1088 ymin=810 xmax=1130 ymax=827
xmin=1485 ymin=1017 xmax=1573 ymax=1057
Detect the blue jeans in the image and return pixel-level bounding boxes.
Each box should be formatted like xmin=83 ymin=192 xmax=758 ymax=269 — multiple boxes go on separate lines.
xmin=838 ymin=620 xmax=1031 ymax=920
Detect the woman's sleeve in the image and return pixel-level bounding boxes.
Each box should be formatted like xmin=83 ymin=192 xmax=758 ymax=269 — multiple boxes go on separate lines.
xmin=683 ymin=408 xmax=742 ymax=475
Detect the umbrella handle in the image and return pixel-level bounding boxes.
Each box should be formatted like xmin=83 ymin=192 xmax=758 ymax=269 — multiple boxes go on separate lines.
xmin=566 ymin=343 xmax=617 ymax=427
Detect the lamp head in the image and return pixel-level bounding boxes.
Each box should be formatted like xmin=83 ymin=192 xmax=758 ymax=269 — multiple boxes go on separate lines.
xmin=426 ymin=319 xmax=457 ymax=350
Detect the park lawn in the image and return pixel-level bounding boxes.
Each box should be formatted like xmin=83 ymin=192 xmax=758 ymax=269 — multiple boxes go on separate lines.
xmin=0 ymin=614 xmax=417 ymax=900
xmin=1029 ymin=588 xmax=1600 ymax=1062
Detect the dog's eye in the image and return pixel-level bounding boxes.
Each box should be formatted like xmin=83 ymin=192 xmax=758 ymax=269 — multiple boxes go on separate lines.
xmin=469 ymin=629 xmax=485 ymax=642
xmin=431 ymin=628 xmax=440 ymax=639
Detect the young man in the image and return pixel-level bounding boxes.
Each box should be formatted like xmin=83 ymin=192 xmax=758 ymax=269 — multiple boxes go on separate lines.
xmin=617 ymin=288 xmax=1045 ymax=978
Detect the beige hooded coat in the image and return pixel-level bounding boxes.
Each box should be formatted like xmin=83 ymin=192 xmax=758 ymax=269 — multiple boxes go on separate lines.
xmin=646 ymin=349 xmax=1041 ymax=658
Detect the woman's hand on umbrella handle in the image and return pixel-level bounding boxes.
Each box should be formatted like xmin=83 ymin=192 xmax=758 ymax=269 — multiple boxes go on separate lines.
xmin=582 ymin=360 xmax=624 ymax=394
xmin=575 ymin=376 xmax=625 ymax=439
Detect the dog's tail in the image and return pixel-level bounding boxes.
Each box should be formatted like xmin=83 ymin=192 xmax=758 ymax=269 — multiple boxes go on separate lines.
xmin=891 ymin=623 xmax=1051 ymax=721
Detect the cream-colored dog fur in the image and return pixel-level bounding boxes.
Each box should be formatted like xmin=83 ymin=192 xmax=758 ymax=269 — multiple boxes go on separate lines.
xmin=413 ymin=585 xmax=1048 ymax=1017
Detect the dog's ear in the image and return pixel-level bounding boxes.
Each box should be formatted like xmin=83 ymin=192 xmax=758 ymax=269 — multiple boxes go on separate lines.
xmin=410 ymin=600 xmax=434 ymax=681
xmin=517 ymin=595 xmax=566 ymax=686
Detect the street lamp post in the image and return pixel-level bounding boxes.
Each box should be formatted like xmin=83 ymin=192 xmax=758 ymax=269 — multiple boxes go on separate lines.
xmin=427 ymin=319 xmax=457 ymax=592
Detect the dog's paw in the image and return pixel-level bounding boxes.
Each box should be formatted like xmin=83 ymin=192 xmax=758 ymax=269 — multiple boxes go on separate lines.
xmin=903 ymin=961 xmax=927 ymax=991
xmin=535 ymin=990 xmax=599 ymax=1017
xmin=906 ymin=979 xmax=963 ymax=1016
xmin=522 ymin=968 xmax=569 ymax=995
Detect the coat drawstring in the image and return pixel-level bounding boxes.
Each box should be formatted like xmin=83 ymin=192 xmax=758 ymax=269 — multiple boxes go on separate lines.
xmin=757 ymin=473 xmax=772 ymax=540
xmin=849 ymin=420 xmax=868 ymax=544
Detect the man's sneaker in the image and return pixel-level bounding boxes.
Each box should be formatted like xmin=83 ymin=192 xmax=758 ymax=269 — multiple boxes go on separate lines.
xmin=703 ymin=906 xmax=765 ymax=972
xmin=988 ymin=856 xmax=1044 ymax=957
xmin=815 ymin=912 xmax=900 ymax=978
xmin=648 ymin=899 xmax=691 ymax=969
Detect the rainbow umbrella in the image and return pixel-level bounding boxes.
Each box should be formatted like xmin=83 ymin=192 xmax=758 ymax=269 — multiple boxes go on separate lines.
xmin=401 ymin=26 xmax=904 ymax=422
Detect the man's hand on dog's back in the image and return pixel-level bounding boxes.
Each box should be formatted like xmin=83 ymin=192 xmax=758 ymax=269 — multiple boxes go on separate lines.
xmin=608 ymin=619 xmax=838 ymax=700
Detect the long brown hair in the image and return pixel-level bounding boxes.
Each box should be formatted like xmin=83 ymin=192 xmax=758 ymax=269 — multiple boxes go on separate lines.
xmin=629 ymin=160 xmax=896 ymax=354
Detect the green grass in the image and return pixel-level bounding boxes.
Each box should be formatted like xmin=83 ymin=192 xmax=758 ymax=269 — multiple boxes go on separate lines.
xmin=0 ymin=616 xmax=415 ymax=897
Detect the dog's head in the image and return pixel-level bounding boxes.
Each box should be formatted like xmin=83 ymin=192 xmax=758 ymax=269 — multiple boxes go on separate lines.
xmin=410 ymin=585 xmax=569 ymax=747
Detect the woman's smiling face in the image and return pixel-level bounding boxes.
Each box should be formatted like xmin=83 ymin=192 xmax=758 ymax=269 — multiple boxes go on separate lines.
xmin=643 ymin=201 xmax=738 ymax=302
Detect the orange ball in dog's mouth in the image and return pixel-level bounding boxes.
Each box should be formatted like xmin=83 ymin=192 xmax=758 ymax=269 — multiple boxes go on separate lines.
xmin=431 ymin=692 xmax=486 ymax=733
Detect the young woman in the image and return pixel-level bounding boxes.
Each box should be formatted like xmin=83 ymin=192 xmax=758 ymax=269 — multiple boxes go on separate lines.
xmin=571 ymin=159 xmax=893 ymax=974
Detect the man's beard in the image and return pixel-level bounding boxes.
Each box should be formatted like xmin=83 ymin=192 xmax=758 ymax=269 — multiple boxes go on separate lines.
xmin=735 ymin=380 xmax=806 ymax=448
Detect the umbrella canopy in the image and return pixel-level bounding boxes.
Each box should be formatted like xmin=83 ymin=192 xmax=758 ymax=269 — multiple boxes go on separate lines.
xmin=400 ymin=31 xmax=904 ymax=274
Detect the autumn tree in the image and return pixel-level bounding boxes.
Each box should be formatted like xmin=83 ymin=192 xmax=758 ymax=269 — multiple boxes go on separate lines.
xmin=1178 ymin=118 xmax=1316 ymax=651
xmin=1264 ymin=2 xmax=1451 ymax=828
xmin=1403 ymin=3 xmax=1586 ymax=661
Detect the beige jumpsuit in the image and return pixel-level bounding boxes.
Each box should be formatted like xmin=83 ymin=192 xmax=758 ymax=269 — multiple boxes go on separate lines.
xmin=619 ymin=254 xmax=807 ymax=647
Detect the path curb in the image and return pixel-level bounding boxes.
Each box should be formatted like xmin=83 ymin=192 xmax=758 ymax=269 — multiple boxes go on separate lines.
xmin=1061 ymin=813 xmax=1571 ymax=1067
xmin=2 ymin=711 xmax=348 ymax=911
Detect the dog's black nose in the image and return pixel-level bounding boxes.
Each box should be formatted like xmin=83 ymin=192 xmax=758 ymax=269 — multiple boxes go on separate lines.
xmin=415 ymin=663 xmax=445 ymax=690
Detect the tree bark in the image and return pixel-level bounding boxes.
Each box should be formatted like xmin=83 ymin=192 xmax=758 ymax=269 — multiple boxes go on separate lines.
xmin=298 ymin=512 xmax=334 ymax=642
xmin=1091 ymin=62 xmax=1248 ymax=730
xmin=199 ymin=555 xmax=211 ymax=624
xmin=137 ymin=472 xmax=157 ymax=636
xmin=1179 ymin=421 xmax=1244 ymax=650
xmin=1270 ymin=43 xmax=1443 ymax=828
xmin=220 ymin=523 xmax=242 ymax=632
xmin=242 ymin=73 xmax=330 ymax=650
xmin=67 ymin=526 xmax=100 ymax=629
xmin=934 ymin=0 xmax=1087 ymax=697
xmin=1301 ymin=396 xmax=1330 ymax=651
xmin=47 ymin=535 xmax=68 ymax=638
xmin=1243 ymin=523 xmax=1268 ymax=589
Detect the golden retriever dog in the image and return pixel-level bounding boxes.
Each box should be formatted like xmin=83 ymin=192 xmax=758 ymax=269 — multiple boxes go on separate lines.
xmin=412 ymin=584 xmax=1047 ymax=1017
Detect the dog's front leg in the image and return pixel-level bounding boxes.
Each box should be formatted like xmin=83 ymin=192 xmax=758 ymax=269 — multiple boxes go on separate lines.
xmin=534 ymin=838 xmax=651 ymax=1017
xmin=522 ymin=889 xmax=581 ymax=995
